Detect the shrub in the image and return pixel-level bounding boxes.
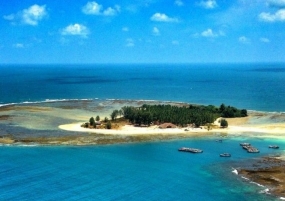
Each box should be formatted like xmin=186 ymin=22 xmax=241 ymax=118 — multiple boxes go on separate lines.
xmin=106 ymin=121 xmax=112 ymax=129
xmin=220 ymin=119 xmax=228 ymax=128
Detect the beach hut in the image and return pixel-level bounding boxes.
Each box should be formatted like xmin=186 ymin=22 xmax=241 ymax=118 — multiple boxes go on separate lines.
xmin=159 ymin=123 xmax=177 ymax=129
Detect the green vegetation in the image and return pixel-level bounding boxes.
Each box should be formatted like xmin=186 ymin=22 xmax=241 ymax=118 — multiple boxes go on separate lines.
xmin=106 ymin=121 xmax=112 ymax=129
xmin=111 ymin=110 xmax=119 ymax=121
xmin=220 ymin=119 xmax=228 ymax=128
xmin=89 ymin=117 xmax=95 ymax=126
xmin=219 ymin=103 xmax=247 ymax=117
xmin=83 ymin=103 xmax=247 ymax=130
xmin=104 ymin=117 xmax=108 ymax=123
xmin=118 ymin=103 xmax=247 ymax=128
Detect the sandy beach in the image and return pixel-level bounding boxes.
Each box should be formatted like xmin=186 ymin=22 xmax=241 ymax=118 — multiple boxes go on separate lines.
xmin=58 ymin=115 xmax=285 ymax=138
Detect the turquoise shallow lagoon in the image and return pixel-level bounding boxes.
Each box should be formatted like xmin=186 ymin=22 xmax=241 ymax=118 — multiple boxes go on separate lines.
xmin=0 ymin=137 xmax=284 ymax=200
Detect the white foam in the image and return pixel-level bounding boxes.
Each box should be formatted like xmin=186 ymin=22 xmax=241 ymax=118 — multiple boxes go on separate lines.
xmin=259 ymin=188 xmax=270 ymax=194
xmin=241 ymin=176 xmax=249 ymax=180
xmin=232 ymin=168 xmax=238 ymax=175
xmin=0 ymin=102 xmax=17 ymax=107
xmin=0 ymin=98 xmax=95 ymax=108
xmin=250 ymin=181 xmax=264 ymax=187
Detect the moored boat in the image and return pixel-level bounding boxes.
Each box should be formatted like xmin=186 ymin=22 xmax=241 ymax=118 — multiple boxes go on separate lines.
xmin=247 ymin=148 xmax=259 ymax=153
xmin=240 ymin=143 xmax=260 ymax=153
xmin=240 ymin=143 xmax=250 ymax=146
xmin=178 ymin=147 xmax=203 ymax=153
xmin=269 ymin=145 xmax=279 ymax=149
xmin=220 ymin=153 xmax=231 ymax=157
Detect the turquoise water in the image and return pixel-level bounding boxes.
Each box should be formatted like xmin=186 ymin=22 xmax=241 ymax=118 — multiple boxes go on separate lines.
xmin=1 ymin=63 xmax=285 ymax=200
xmin=0 ymin=138 xmax=283 ymax=200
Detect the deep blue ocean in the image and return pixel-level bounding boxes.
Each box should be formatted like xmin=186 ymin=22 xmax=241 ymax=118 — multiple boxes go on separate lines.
xmin=1 ymin=63 xmax=285 ymax=111
xmin=1 ymin=63 xmax=285 ymax=200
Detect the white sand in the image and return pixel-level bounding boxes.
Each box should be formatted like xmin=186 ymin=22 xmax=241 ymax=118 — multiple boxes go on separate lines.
xmin=58 ymin=121 xmax=285 ymax=137
xmin=59 ymin=123 xmax=198 ymax=135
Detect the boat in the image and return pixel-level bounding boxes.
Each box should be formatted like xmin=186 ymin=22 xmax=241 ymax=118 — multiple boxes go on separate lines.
xmin=246 ymin=147 xmax=260 ymax=153
xmin=178 ymin=147 xmax=203 ymax=153
xmin=215 ymin=139 xmax=223 ymax=142
xmin=269 ymin=145 xmax=279 ymax=149
xmin=240 ymin=143 xmax=250 ymax=146
xmin=247 ymin=149 xmax=259 ymax=153
xmin=240 ymin=144 xmax=260 ymax=153
xmin=220 ymin=153 xmax=231 ymax=157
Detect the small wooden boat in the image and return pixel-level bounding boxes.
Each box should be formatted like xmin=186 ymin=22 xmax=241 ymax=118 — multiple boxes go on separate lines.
xmin=178 ymin=147 xmax=203 ymax=153
xmin=240 ymin=143 xmax=250 ymax=146
xmin=216 ymin=139 xmax=223 ymax=142
xmin=269 ymin=145 xmax=279 ymax=149
xmin=247 ymin=147 xmax=260 ymax=153
xmin=220 ymin=153 xmax=231 ymax=157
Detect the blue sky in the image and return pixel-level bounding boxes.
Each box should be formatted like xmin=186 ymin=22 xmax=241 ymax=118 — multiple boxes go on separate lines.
xmin=0 ymin=0 xmax=285 ymax=64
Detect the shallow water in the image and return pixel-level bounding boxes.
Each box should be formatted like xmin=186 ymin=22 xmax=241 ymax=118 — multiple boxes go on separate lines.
xmin=0 ymin=137 xmax=283 ymax=200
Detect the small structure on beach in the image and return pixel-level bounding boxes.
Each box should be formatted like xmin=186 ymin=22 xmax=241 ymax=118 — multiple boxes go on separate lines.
xmin=159 ymin=123 xmax=177 ymax=129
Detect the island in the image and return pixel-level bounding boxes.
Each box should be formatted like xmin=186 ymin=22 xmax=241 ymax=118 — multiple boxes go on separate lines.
xmin=0 ymin=99 xmax=284 ymax=146
xmin=79 ymin=103 xmax=246 ymax=132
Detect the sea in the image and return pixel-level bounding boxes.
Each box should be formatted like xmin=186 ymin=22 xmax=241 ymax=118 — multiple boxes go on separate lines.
xmin=1 ymin=63 xmax=285 ymax=200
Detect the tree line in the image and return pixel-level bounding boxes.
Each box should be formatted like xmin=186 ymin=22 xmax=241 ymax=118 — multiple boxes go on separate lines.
xmin=115 ymin=103 xmax=247 ymax=127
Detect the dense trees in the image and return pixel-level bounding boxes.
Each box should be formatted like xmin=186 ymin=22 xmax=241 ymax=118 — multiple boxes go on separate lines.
xmin=219 ymin=104 xmax=247 ymax=118
xmin=111 ymin=110 xmax=119 ymax=121
xmin=84 ymin=103 xmax=247 ymax=130
xmin=118 ymin=103 xmax=247 ymax=127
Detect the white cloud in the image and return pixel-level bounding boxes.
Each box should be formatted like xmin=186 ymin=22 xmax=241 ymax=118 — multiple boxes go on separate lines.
xmin=152 ymin=27 xmax=160 ymax=36
xmin=103 ymin=7 xmax=117 ymax=16
xmin=22 ymin=5 xmax=47 ymax=25
xmin=201 ymin=29 xmax=216 ymax=37
xmin=259 ymin=9 xmax=285 ymax=22
xmin=61 ymin=24 xmax=89 ymax=37
xmin=3 ymin=4 xmax=47 ymax=26
xmin=150 ymin=13 xmax=178 ymax=22
xmin=260 ymin=37 xmax=270 ymax=43
xmin=82 ymin=1 xmax=102 ymax=15
xmin=267 ymin=0 xmax=285 ymax=8
xmin=172 ymin=40 xmax=179 ymax=45
xmin=126 ymin=38 xmax=135 ymax=47
xmin=239 ymin=36 xmax=250 ymax=44
xmin=122 ymin=27 xmax=129 ymax=32
xmin=201 ymin=28 xmax=225 ymax=38
xmin=82 ymin=1 xmax=120 ymax=16
xmin=13 ymin=43 xmax=24 ymax=48
xmin=175 ymin=0 xmax=184 ymax=6
xmin=3 ymin=14 xmax=14 ymax=21
xmin=198 ymin=0 xmax=218 ymax=9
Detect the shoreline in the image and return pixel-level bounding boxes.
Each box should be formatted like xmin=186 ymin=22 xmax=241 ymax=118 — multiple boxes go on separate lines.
xmin=58 ymin=119 xmax=285 ymax=139
xmin=1 ymin=99 xmax=285 ymax=145
xmin=237 ymin=156 xmax=285 ymax=199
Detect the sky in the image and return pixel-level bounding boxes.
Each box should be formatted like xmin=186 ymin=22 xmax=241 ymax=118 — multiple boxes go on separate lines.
xmin=0 ymin=0 xmax=285 ymax=64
